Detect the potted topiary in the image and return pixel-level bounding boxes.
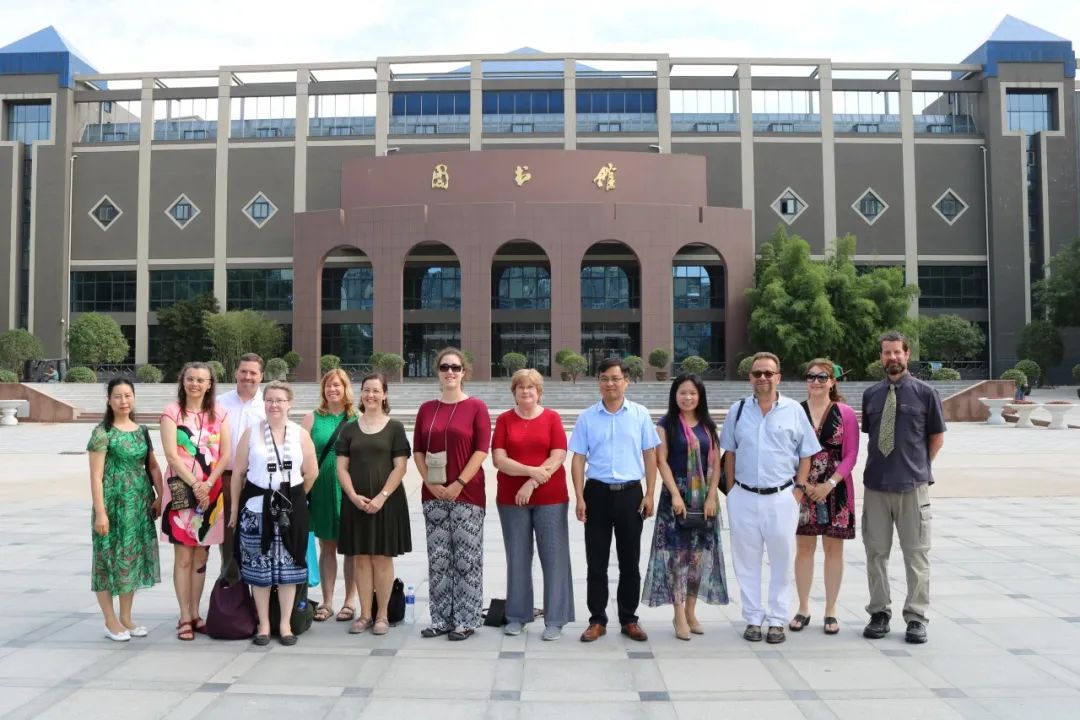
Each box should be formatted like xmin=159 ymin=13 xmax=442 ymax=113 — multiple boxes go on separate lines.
xmin=320 ymin=354 xmax=341 ymax=374
xmin=865 ymin=360 xmax=885 ymax=380
xmin=625 ymin=355 xmax=644 ymax=383
xmin=562 ymin=353 xmax=588 ymax=384
xmin=64 ymin=366 xmax=97 ymax=383
xmin=930 ymin=367 xmax=961 ymax=381
xmin=135 ymin=364 xmax=164 ymax=384
xmin=1013 ymin=359 xmax=1041 ymax=391
xmin=373 ymin=352 xmax=405 ymax=382
xmin=501 ymin=352 xmax=527 ymax=377
xmin=1000 ymin=369 xmax=1027 ymax=401
xmin=283 ymin=351 xmax=301 ymax=375
xmin=648 ymin=348 xmax=671 ymax=381
xmin=680 ymin=355 xmax=709 ymax=376
xmin=555 ymin=348 xmax=575 ymax=381
xmin=265 ymin=358 xmax=289 ymax=382
xmin=737 ymin=355 xmax=754 ymax=379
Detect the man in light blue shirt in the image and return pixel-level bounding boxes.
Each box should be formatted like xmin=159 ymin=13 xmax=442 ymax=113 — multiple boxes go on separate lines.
xmin=570 ymin=357 xmax=660 ymax=643
xmin=721 ymin=351 xmax=819 ymax=644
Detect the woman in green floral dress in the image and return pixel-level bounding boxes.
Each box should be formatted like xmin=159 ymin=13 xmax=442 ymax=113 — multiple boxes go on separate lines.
xmin=88 ymin=378 xmax=163 ymax=642
xmin=301 ymin=369 xmax=359 ymax=621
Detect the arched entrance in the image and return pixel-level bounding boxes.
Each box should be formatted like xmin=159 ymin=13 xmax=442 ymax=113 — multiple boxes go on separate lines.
xmin=491 ymin=240 xmax=552 ymax=376
xmin=403 ymin=241 xmax=461 ymax=378
xmin=581 ymin=240 xmax=641 ymax=375
xmin=673 ymin=243 xmax=726 ymax=377
xmin=321 ymin=247 xmax=374 ymax=375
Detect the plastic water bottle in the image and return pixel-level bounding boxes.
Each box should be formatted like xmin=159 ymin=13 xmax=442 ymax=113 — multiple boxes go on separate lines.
xmin=404 ymin=584 xmax=416 ymax=624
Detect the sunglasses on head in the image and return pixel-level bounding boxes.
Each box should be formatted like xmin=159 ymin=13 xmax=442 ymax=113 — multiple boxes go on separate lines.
xmin=805 ymin=372 xmax=831 ymax=383
xmin=750 ymin=370 xmax=778 ymax=379
xmin=439 ymin=363 xmax=464 ymax=373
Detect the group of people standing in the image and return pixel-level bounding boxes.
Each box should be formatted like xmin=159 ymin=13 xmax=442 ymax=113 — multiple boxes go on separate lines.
xmin=87 ymin=332 xmax=944 ymax=647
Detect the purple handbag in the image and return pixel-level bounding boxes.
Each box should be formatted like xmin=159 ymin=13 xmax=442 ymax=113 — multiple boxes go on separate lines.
xmin=206 ymin=559 xmax=257 ymax=640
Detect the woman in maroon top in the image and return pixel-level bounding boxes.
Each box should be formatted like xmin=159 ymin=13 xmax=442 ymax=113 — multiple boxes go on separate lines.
xmin=492 ymin=369 xmax=573 ymax=641
xmin=412 ymin=347 xmax=491 ymax=641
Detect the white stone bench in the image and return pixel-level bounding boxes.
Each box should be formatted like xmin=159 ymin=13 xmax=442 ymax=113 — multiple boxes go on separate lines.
xmin=0 ymin=399 xmax=30 ymax=426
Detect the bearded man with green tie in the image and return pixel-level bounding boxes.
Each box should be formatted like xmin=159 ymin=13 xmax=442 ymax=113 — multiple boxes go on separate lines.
xmin=861 ymin=331 xmax=946 ymax=644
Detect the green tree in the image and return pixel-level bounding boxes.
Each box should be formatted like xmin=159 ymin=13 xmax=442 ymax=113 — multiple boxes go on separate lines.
xmin=919 ymin=314 xmax=986 ymax=364
xmin=0 ymin=369 xmax=18 ymax=383
xmin=625 ymin=355 xmax=644 ymax=382
xmin=824 ymin=234 xmax=918 ymax=377
xmin=64 ymin=366 xmax=98 ymax=383
xmin=373 ymin=352 xmax=405 ymax=381
xmin=265 ymin=358 xmax=289 ymax=381
xmin=748 ymin=227 xmax=843 ymax=372
xmin=0 ymin=328 xmax=45 ymax=379
xmin=203 ymin=310 xmax=284 ymax=375
xmin=1013 ymin=359 xmax=1042 ymax=387
xmin=680 ymin=355 xmax=709 ymax=375
xmin=68 ymin=313 xmax=128 ymax=368
xmin=135 ymin=364 xmax=164 ymax=383
xmin=501 ymin=352 xmax=527 ymax=375
xmin=1034 ymin=237 xmax=1080 ymax=327
xmin=283 ymin=351 xmax=301 ymax=370
xmin=156 ymin=293 xmax=220 ymax=380
xmin=562 ymin=353 xmax=588 ymax=383
xmin=648 ymin=348 xmax=671 ymax=372
xmin=1016 ymin=320 xmax=1063 ymax=380
xmin=320 ymin=354 xmax=341 ymax=373
xmin=737 ymin=355 xmax=754 ymax=379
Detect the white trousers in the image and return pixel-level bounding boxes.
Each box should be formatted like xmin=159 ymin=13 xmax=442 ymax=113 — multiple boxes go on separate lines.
xmin=726 ymin=484 xmax=799 ymax=627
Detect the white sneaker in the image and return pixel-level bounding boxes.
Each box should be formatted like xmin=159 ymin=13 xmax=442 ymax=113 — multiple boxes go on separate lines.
xmin=104 ymin=627 xmax=131 ymax=642
xmin=542 ymin=626 xmax=562 ymax=641
xmin=503 ymin=621 xmax=524 ymax=636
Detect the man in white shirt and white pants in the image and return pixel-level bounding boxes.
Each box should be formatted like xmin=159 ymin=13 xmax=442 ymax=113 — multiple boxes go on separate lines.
xmin=217 ymin=353 xmax=265 ymax=560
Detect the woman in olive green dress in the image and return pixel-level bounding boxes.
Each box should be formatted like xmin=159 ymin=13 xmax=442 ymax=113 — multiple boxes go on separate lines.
xmin=88 ymin=378 xmax=163 ymax=642
xmin=301 ymin=369 xmax=359 ymax=622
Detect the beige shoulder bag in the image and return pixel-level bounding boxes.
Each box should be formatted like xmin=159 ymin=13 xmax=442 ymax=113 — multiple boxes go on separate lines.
xmin=424 ymin=401 xmax=458 ymax=485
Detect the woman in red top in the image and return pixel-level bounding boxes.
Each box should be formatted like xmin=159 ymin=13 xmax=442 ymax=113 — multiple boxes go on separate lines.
xmin=492 ymin=369 xmax=573 ymax=641
xmin=412 ymin=347 xmax=491 ymax=641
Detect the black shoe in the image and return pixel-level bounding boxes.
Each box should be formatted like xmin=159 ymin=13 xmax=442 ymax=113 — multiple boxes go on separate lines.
xmin=279 ymin=634 xmax=298 ymax=646
xmin=447 ymin=627 xmax=475 ymax=641
xmin=905 ymin=621 xmax=927 ymax=644
xmin=742 ymin=625 xmax=763 ymax=642
xmin=863 ymin=612 xmax=890 ymax=639
xmin=252 ymin=634 xmax=270 ymax=646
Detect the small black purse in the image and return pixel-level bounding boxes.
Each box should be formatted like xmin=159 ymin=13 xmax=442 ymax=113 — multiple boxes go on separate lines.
xmin=674 ymin=508 xmax=710 ymax=531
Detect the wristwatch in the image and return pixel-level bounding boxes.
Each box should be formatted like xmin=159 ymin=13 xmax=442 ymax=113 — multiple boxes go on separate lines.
xmin=827 ymin=477 xmax=838 ymax=487
xmin=380 ymin=489 xmax=390 ymax=498
xmin=455 ymin=477 xmax=468 ymax=487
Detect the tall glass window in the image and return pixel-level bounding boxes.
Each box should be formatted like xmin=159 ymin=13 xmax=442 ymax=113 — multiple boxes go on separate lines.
xmin=673 ymin=266 xmax=724 ymax=309
xmin=322 ymin=267 xmax=374 ymax=310
xmin=229 ymin=96 xmax=297 ymax=139
xmin=482 ymin=90 xmax=564 ymax=133
xmin=149 ymin=270 xmax=214 ymax=310
xmin=227 ymin=269 xmax=293 ymax=310
xmin=581 ymin=266 xmax=635 ymax=309
xmin=581 ymin=322 xmax=640 ymax=374
xmin=322 ymin=323 xmax=373 ymax=364
xmin=403 ymin=323 xmax=461 ymax=377
xmin=913 ymin=91 xmax=979 ymax=134
xmin=670 ymin=90 xmax=739 ymax=132
xmin=674 ymin=321 xmax=724 ymax=365
xmin=153 ymin=98 xmax=217 ymax=140
xmin=832 ymin=91 xmax=900 ymax=133
xmin=493 ymin=266 xmax=551 ymax=309
xmin=492 ymin=323 xmax=551 ymax=376
xmin=1006 ymin=90 xmax=1056 ymax=134
xmin=752 ymin=90 xmax=820 ymax=132
xmin=917 ymin=265 xmax=988 ymax=308
xmin=390 ymin=91 xmax=470 ymax=134
xmin=71 ymin=271 xmax=137 ymax=312
xmin=404 ymin=266 xmax=461 ymax=310
xmin=309 ymin=94 xmax=376 ymax=137
xmin=5 ymin=102 xmax=51 ymax=144
xmin=576 ymin=90 xmax=657 ymax=133
xmin=75 ymin=100 xmax=141 ymax=143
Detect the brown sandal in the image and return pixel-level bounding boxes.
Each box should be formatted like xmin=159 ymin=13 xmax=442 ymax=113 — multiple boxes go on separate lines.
xmin=176 ymin=620 xmax=195 ymax=641
xmin=336 ymin=606 xmax=356 ymax=622
xmin=314 ymin=604 xmax=334 ymax=622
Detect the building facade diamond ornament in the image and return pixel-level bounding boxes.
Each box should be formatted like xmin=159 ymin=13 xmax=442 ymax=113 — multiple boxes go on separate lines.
xmin=770 ymin=187 xmax=808 ymax=225
xmin=932 ymin=189 xmax=968 ymax=225
xmin=89 ymin=195 xmax=122 ymax=230
xmin=243 ymin=192 xmax=277 ymax=228
xmin=853 ymin=188 xmax=889 ymax=226
xmin=165 ymin=193 xmax=200 ymax=229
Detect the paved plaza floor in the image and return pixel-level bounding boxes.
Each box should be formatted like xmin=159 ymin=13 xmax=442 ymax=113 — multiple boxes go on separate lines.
xmin=1 ymin=420 xmax=1079 ymax=719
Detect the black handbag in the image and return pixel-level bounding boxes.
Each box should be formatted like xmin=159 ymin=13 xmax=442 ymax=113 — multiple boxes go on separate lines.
xmin=269 ymin=582 xmax=315 ymax=636
xmin=206 ymin=559 xmax=258 ymax=640
xmin=373 ymin=578 xmax=406 ymax=625
xmin=674 ymin=508 xmax=710 ymax=531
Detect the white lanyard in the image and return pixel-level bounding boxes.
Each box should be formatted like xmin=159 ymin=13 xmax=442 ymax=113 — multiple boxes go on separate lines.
xmin=262 ymin=422 xmax=292 ymax=491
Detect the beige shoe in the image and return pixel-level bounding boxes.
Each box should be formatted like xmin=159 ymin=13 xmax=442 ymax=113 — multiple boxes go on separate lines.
xmin=372 ymin=618 xmax=390 ymax=635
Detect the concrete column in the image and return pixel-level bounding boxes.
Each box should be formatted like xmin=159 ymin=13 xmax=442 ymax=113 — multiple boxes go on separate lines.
xmin=640 ymin=244 xmax=674 ymax=381
xmin=549 ymin=231 xmax=581 ymax=378
xmin=134 ymin=78 xmax=154 ymax=363
xmin=5 ymin=144 xmax=20 ymax=329
xmin=459 ymin=247 xmax=492 ymax=380
xmin=656 ymin=58 xmax=671 ymax=153
xmin=294 ymin=69 xmax=309 ymax=213
xmin=469 ymin=60 xmax=482 ymax=151
xmin=818 ymin=63 xmax=837 ymax=249
xmin=375 ymin=61 xmax=390 ymax=156
xmin=899 ymin=68 xmax=919 ymax=318
xmin=738 ymin=63 xmax=755 ymax=236
xmin=213 ymin=71 xmax=231 ymax=310
xmin=564 ymin=59 xmax=577 ymax=150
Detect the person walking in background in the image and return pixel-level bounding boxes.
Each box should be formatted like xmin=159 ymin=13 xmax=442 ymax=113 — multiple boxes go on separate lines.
xmin=721 ymin=352 xmax=819 ymax=645
xmin=642 ymin=374 xmax=729 ymax=640
xmin=335 ymin=373 xmax=412 ymax=635
xmin=413 ymin=348 xmax=491 ymax=641
xmin=301 ymin=368 xmax=360 ymax=623
xmin=570 ymin=357 xmax=660 ymax=644
xmin=160 ymin=362 xmax=230 ymax=641
xmin=88 ymin=379 xmax=162 ymax=641
xmin=790 ymin=358 xmax=859 ymax=636
xmin=861 ymin=332 xmax=946 ymax=644
xmin=492 ymin=369 xmax=573 ymax=641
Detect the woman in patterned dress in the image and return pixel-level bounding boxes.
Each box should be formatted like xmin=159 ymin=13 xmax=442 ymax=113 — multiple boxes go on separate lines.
xmin=301 ymin=369 xmax=359 ymax=622
xmin=790 ymin=358 xmax=859 ymax=636
xmin=642 ymin=374 xmax=729 ymax=640
xmin=88 ymin=378 xmax=163 ymax=642
xmin=160 ymin=362 xmax=231 ymax=641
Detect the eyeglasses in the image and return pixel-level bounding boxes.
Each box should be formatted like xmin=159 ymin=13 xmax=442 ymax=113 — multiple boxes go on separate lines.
xmin=750 ymin=370 xmax=779 ymax=379
xmin=598 ymin=375 xmax=626 ymax=385
xmin=265 ymin=399 xmax=289 ymax=405
xmin=184 ymin=378 xmax=209 ymax=385
xmin=805 ymin=373 xmax=831 ymax=383
xmin=439 ymin=363 xmax=464 ymax=373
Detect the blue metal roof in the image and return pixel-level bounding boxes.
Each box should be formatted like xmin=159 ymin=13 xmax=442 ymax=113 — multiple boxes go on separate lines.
xmin=960 ymin=15 xmax=1075 ymax=78
xmin=0 ymin=26 xmax=100 ymax=88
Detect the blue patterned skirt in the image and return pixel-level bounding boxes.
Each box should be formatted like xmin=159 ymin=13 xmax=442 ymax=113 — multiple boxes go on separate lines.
xmin=238 ymin=507 xmax=308 ymax=588
xmin=641 ymin=487 xmax=730 ymax=607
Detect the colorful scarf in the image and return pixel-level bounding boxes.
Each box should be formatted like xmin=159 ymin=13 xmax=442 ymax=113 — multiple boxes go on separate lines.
xmin=678 ymin=415 xmax=712 ymax=511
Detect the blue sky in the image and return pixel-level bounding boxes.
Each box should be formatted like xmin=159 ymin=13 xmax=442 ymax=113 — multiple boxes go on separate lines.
xmin=1 ymin=0 xmax=1075 ymax=72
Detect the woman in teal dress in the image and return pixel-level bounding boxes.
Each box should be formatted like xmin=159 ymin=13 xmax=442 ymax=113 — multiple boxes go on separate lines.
xmin=88 ymin=378 xmax=163 ymax=642
xmin=301 ymin=368 xmax=359 ymax=622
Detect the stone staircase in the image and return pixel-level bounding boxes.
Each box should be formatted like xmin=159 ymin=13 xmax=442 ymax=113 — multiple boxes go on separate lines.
xmin=28 ymin=380 xmax=974 ymax=425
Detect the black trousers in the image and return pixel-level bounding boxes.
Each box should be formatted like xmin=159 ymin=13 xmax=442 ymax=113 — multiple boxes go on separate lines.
xmin=584 ymin=480 xmax=644 ymax=626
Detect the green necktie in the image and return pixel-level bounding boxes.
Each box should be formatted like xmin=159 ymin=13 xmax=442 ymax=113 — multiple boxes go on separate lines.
xmin=878 ymin=384 xmax=896 ymax=457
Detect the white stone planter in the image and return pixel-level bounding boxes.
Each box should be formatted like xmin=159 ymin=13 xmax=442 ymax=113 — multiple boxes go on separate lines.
xmin=1006 ymin=403 xmax=1042 ymax=428
xmin=979 ymin=398 xmax=1010 ymax=426
xmin=1043 ymin=404 xmax=1074 ymax=430
xmin=0 ymin=400 xmax=23 ymax=426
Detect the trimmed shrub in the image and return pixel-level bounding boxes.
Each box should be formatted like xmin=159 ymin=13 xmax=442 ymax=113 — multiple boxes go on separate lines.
xmin=647 ymin=348 xmax=671 ymax=371
xmin=554 ymin=348 xmax=575 ymax=367
xmin=931 ymin=367 xmax=961 ymax=381
xmin=1013 ymin=359 xmax=1041 ymax=387
xmin=865 ymin=360 xmax=886 ymax=380
xmin=562 ymin=353 xmax=588 ymax=383
xmin=64 ymin=366 xmax=97 ymax=383
xmin=283 ymin=351 xmax=301 ymax=370
xmin=0 ymin=369 xmax=18 ymax=383
xmin=265 ymin=358 xmax=289 ymax=381
xmin=680 ymin=355 xmax=709 ymax=375
xmin=737 ymin=356 xmax=754 ymax=379
xmin=501 ymin=352 xmax=528 ymax=375
xmin=206 ymin=360 xmax=225 ymax=383
xmin=625 ymin=355 xmax=644 ymax=382
xmin=135 ymin=365 xmax=163 ymax=384
xmin=0 ymin=328 xmax=44 ymax=378
xmin=373 ymin=352 xmax=405 ymax=380
xmin=68 ymin=313 xmax=128 ymax=368
xmin=1000 ymin=368 xmax=1027 ymax=388
xmin=320 ymin=354 xmax=341 ymax=373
